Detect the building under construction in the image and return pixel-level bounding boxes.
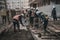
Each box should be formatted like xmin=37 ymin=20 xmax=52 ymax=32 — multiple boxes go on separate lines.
xmin=29 ymin=0 xmax=60 ymax=8
xmin=0 ymin=0 xmax=7 ymax=10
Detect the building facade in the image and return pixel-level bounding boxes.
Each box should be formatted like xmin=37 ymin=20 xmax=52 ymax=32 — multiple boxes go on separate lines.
xmin=51 ymin=0 xmax=60 ymax=4
xmin=6 ymin=0 xmax=29 ymax=10
xmin=6 ymin=0 xmax=21 ymax=10
xmin=29 ymin=0 xmax=45 ymax=8
xmin=0 ymin=0 xmax=7 ymax=10
xmin=21 ymin=0 xmax=29 ymax=9
xmin=29 ymin=0 xmax=60 ymax=8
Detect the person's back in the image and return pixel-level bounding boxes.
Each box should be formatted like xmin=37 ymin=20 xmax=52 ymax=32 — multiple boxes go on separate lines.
xmin=13 ymin=14 xmax=20 ymax=32
xmin=13 ymin=14 xmax=24 ymax=32
xmin=13 ymin=15 xmax=20 ymax=21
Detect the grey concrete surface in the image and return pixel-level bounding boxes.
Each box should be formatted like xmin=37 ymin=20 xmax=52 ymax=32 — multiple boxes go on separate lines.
xmin=0 ymin=24 xmax=34 ymax=40
xmin=39 ymin=4 xmax=60 ymax=17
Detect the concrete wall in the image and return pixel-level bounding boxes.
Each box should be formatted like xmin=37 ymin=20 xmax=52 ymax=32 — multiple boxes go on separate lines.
xmin=6 ymin=0 xmax=29 ymax=9
xmin=39 ymin=4 xmax=60 ymax=17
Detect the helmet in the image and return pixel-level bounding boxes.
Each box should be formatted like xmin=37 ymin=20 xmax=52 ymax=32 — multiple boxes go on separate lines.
xmin=21 ymin=14 xmax=24 ymax=16
xmin=36 ymin=7 xmax=39 ymax=10
xmin=36 ymin=11 xmax=41 ymax=15
xmin=53 ymin=5 xmax=56 ymax=8
xmin=30 ymin=7 xmax=33 ymax=9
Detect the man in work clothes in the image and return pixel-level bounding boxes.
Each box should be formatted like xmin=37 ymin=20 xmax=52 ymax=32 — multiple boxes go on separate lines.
xmin=1 ymin=9 xmax=7 ymax=24
xmin=51 ymin=6 xmax=57 ymax=21
xmin=43 ymin=15 xmax=49 ymax=33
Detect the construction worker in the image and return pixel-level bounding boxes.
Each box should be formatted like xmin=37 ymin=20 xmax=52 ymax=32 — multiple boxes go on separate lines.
xmin=28 ymin=9 xmax=32 ymax=26
xmin=13 ymin=14 xmax=24 ymax=32
xmin=51 ymin=6 xmax=57 ymax=21
xmin=43 ymin=15 xmax=49 ymax=33
xmin=1 ymin=9 xmax=7 ymax=24
xmin=30 ymin=10 xmax=35 ymax=27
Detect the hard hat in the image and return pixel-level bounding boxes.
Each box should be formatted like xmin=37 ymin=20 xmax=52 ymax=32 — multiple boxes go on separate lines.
xmin=53 ymin=5 xmax=56 ymax=8
xmin=36 ymin=11 xmax=41 ymax=15
xmin=33 ymin=8 xmax=35 ymax=10
xmin=30 ymin=7 xmax=33 ymax=9
xmin=21 ymin=14 xmax=24 ymax=16
xmin=36 ymin=7 xmax=39 ymax=10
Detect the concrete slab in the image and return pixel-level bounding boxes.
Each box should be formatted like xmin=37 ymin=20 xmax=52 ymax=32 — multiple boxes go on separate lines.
xmin=20 ymin=24 xmax=28 ymax=31
xmin=0 ymin=23 xmax=13 ymax=34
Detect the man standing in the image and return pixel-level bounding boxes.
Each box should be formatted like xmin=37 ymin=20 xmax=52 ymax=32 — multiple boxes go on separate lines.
xmin=43 ymin=15 xmax=49 ymax=33
xmin=6 ymin=10 xmax=10 ymax=24
xmin=28 ymin=9 xmax=32 ymax=26
xmin=1 ymin=9 xmax=7 ymax=24
xmin=51 ymin=6 xmax=57 ymax=21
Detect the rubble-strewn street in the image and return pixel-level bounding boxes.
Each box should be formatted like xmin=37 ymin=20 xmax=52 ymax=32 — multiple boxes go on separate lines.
xmin=0 ymin=0 xmax=60 ymax=40
xmin=0 ymin=24 xmax=34 ymax=40
xmin=0 ymin=19 xmax=60 ymax=40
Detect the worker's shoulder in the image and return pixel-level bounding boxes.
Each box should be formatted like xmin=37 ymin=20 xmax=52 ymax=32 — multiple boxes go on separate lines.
xmin=15 ymin=15 xmax=20 ymax=16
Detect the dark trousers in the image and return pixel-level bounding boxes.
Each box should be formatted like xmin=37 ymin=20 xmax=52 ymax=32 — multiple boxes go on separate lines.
xmin=53 ymin=17 xmax=57 ymax=21
xmin=53 ymin=15 xmax=57 ymax=21
xmin=7 ymin=16 xmax=10 ymax=24
xmin=13 ymin=19 xmax=20 ymax=32
xmin=2 ymin=16 xmax=6 ymax=24
xmin=43 ymin=24 xmax=47 ymax=32
xmin=30 ymin=17 xmax=34 ymax=26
